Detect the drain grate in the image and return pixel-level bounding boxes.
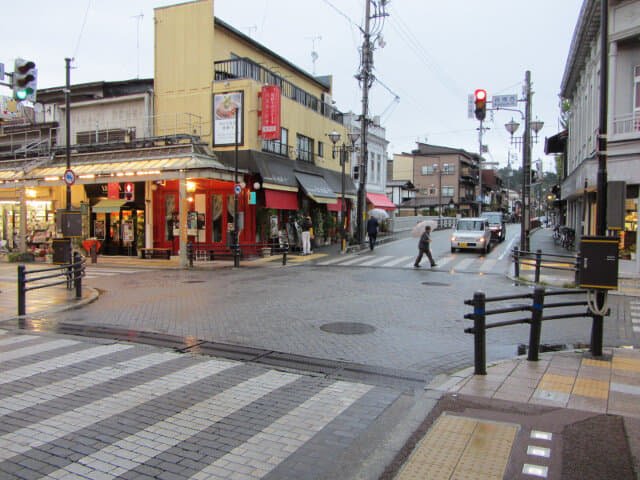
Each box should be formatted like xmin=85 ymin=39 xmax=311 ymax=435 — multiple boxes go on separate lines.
xmin=320 ymin=322 xmax=375 ymax=335
xmin=181 ymin=280 xmax=205 ymax=284
xmin=421 ymin=281 xmax=450 ymax=286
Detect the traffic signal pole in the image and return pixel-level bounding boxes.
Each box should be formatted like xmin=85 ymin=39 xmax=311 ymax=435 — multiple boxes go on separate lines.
xmin=65 ymin=58 xmax=72 ymax=210
xmin=522 ymin=70 xmax=532 ymax=252
xmin=478 ymin=119 xmax=483 ymax=215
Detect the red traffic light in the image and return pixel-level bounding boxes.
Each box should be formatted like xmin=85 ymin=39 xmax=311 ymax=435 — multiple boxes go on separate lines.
xmin=124 ymin=183 xmax=134 ymax=201
xmin=125 ymin=183 xmax=133 ymax=193
xmin=474 ymin=89 xmax=487 ymax=121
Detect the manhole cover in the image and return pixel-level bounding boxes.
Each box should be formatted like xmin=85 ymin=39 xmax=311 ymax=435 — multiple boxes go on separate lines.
xmin=181 ymin=280 xmax=205 ymax=284
xmin=320 ymin=322 xmax=376 ymax=335
xmin=421 ymin=281 xmax=450 ymax=286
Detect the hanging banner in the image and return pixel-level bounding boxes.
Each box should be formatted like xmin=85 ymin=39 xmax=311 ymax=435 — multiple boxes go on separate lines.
xmin=107 ymin=182 xmax=120 ymax=199
xmin=213 ymin=91 xmax=244 ymax=146
xmin=261 ymin=85 xmax=281 ymax=140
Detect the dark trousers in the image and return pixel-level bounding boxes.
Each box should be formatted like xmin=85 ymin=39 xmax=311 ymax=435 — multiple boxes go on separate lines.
xmin=368 ymin=233 xmax=377 ymax=250
xmin=414 ymin=248 xmax=435 ymax=267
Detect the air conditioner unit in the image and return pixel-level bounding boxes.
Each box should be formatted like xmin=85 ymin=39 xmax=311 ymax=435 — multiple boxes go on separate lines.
xmin=322 ymin=92 xmax=332 ymax=104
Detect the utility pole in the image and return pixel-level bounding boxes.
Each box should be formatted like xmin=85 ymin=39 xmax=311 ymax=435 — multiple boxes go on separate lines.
xmin=65 ymin=57 xmax=72 ymax=210
xmin=356 ymin=0 xmax=372 ymax=244
xmin=521 ymin=70 xmax=532 ymax=252
xmin=355 ymin=0 xmax=388 ymax=244
xmin=478 ymin=120 xmax=483 ymax=215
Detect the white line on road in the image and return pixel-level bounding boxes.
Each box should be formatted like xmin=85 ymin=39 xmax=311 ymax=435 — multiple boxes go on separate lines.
xmin=382 ymin=256 xmax=413 ymax=267
xmin=0 ymin=338 xmax=79 ymax=363
xmin=359 ymin=255 xmax=393 ymax=266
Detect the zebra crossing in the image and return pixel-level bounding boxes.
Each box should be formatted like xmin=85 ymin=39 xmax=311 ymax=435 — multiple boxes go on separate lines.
xmin=0 ymin=330 xmax=399 ymax=479
xmin=631 ymin=300 xmax=640 ymax=334
xmin=316 ymin=252 xmax=507 ymax=274
xmin=84 ymin=267 xmax=144 ymax=280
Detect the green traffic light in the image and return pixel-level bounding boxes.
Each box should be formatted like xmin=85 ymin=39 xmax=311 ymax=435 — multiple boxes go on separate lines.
xmin=16 ymin=89 xmax=28 ymax=100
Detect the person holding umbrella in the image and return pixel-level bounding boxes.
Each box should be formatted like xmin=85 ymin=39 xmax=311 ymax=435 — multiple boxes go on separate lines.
xmin=414 ymin=225 xmax=437 ymax=268
xmin=367 ymin=214 xmax=379 ymax=250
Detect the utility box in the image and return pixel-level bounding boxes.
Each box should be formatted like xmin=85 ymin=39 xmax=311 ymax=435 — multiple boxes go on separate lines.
xmin=55 ymin=210 xmax=82 ymax=237
xmin=52 ymin=238 xmax=72 ymax=265
xmin=579 ymin=236 xmax=619 ymax=290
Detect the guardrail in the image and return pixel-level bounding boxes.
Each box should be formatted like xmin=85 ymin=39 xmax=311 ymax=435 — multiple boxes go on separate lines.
xmin=187 ymin=241 xmax=289 ymax=268
xmin=512 ymin=247 xmax=581 ymax=285
xmin=17 ymin=252 xmax=86 ymax=316
xmin=463 ymin=285 xmax=607 ymax=375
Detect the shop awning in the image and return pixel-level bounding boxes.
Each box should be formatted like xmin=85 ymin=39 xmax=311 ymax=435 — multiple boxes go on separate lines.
xmin=366 ymin=192 xmax=396 ymax=210
xmin=264 ymin=189 xmax=298 ymax=210
xmin=92 ymin=199 xmax=127 ymax=213
xmin=295 ymin=172 xmax=337 ymax=204
xmin=326 ymin=198 xmax=346 ymax=212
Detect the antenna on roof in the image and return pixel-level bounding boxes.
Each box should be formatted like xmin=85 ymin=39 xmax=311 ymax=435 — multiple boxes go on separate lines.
xmin=306 ymin=35 xmax=322 ymax=75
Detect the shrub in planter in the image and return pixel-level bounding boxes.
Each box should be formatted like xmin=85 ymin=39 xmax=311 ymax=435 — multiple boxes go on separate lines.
xmin=8 ymin=252 xmax=35 ymax=262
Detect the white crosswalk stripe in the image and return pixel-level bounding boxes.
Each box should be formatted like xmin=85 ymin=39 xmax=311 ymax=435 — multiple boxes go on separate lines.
xmin=0 ymin=358 xmax=238 ymax=462
xmin=480 ymin=258 xmax=498 ymax=272
xmin=48 ymin=370 xmax=300 ymax=480
xmin=359 ymin=255 xmax=393 ymax=266
xmin=0 ymin=338 xmax=78 ymax=363
xmin=451 ymin=258 xmax=475 ymax=270
xmin=0 ymin=343 xmax=132 ymax=385
xmin=631 ymin=302 xmax=640 ymax=333
xmin=0 ymin=334 xmax=39 ymax=347
xmin=84 ymin=268 xmax=143 ymax=279
xmin=190 ymin=381 xmax=372 ymax=480
xmin=0 ymin=352 xmax=177 ymax=416
xmin=381 ymin=256 xmax=413 ymax=267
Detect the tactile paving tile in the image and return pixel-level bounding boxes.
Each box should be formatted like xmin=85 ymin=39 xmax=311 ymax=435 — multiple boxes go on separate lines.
xmin=612 ymin=357 xmax=640 ymax=372
xmin=538 ymin=373 xmax=575 ymax=394
xmin=396 ymin=415 xmax=518 ymax=480
xmin=582 ymin=358 xmax=611 ymax=369
xmin=572 ymin=377 xmax=609 ymax=399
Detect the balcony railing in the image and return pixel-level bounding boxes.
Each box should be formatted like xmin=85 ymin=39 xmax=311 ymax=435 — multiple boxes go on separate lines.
xmin=613 ymin=113 xmax=640 ymax=136
xmin=215 ymin=58 xmax=344 ymax=125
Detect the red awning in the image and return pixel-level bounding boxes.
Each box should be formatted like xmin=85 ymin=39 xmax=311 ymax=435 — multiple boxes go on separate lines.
xmin=327 ymin=198 xmax=346 ymax=212
xmin=264 ymin=189 xmax=298 ymax=210
xmin=366 ymin=193 xmax=396 ymax=211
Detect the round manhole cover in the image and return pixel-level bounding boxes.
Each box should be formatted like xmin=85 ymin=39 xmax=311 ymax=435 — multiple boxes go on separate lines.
xmin=421 ymin=281 xmax=450 ymax=286
xmin=320 ymin=322 xmax=376 ymax=335
xmin=182 ymin=280 xmax=205 ymax=284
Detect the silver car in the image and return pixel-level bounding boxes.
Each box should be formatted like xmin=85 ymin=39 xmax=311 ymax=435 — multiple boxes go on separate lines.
xmin=450 ymin=218 xmax=492 ymax=254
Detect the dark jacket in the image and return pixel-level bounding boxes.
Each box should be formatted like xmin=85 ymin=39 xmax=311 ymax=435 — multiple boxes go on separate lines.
xmin=367 ymin=217 xmax=379 ymax=235
xmin=301 ymin=218 xmax=312 ymax=232
xmin=419 ymin=230 xmax=431 ymax=250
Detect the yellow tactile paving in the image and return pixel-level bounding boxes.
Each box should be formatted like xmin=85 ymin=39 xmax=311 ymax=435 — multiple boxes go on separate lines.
xmin=582 ymin=358 xmax=612 ymax=369
xmin=282 ymin=253 xmax=327 ymax=263
xmin=538 ymin=373 xmax=575 ymax=394
xmin=612 ymin=357 xmax=640 ymax=373
xmin=397 ymin=415 xmax=518 ymax=480
xmin=521 ymin=261 xmax=572 ymax=271
xmin=572 ymin=377 xmax=609 ymax=399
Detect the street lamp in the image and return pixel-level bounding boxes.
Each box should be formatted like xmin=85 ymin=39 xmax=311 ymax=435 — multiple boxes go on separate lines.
xmin=328 ymin=130 xmax=360 ymax=252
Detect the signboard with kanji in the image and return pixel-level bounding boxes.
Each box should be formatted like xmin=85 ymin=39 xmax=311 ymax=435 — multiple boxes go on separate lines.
xmin=261 ymin=85 xmax=281 ymax=140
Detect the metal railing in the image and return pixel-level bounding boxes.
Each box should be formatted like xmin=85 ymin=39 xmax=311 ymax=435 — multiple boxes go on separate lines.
xmin=463 ymin=286 xmax=606 ymax=375
xmin=512 ymin=247 xmax=580 ymax=285
xmin=17 ymin=252 xmax=86 ymax=316
xmin=187 ymin=241 xmax=289 ymax=268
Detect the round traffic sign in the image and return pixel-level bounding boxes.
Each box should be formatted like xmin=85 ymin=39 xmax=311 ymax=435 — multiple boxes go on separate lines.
xmin=234 ymin=184 xmax=242 ymax=195
xmin=63 ymin=169 xmax=76 ymax=186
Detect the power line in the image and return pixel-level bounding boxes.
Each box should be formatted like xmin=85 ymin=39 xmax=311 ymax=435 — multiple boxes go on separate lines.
xmin=320 ymin=0 xmax=360 ymax=30
xmin=73 ymin=0 xmax=92 ymax=61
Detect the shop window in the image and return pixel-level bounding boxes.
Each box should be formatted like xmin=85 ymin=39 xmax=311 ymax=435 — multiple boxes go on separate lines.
xmin=165 ymin=194 xmax=175 ymax=241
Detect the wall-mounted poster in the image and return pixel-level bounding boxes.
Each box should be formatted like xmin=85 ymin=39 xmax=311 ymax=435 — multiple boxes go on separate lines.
xmin=187 ymin=211 xmax=198 ymax=236
xmin=122 ymin=220 xmax=134 ymax=243
xmin=213 ymin=91 xmax=244 ymax=146
xmin=94 ymin=220 xmax=105 ymax=240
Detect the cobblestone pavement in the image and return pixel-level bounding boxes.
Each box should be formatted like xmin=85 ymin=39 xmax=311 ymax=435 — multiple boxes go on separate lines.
xmin=0 ymin=329 xmax=421 ymax=480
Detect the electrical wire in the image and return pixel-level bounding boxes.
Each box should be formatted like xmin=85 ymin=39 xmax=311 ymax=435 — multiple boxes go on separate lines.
xmin=72 ymin=0 xmax=92 ymax=61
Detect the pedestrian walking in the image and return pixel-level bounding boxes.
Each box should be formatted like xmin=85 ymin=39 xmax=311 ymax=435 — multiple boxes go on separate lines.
xmin=367 ymin=216 xmax=379 ymax=250
xmin=414 ymin=225 xmax=437 ymax=268
xmin=301 ymin=216 xmax=313 ymax=255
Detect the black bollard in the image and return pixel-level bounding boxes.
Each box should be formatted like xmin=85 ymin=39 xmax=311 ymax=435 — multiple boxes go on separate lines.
xmin=528 ymin=285 xmax=545 ymax=361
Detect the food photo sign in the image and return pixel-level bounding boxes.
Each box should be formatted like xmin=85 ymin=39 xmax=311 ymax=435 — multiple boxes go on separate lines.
xmin=213 ymin=92 xmax=243 ymax=146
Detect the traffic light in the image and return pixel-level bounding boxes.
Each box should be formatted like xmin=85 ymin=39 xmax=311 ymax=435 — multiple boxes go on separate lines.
xmin=530 ymin=170 xmax=538 ymax=184
xmin=353 ymin=165 xmax=360 ymax=181
xmin=12 ymin=58 xmax=37 ymax=102
xmin=124 ymin=183 xmax=134 ymax=201
xmin=474 ymin=89 xmax=487 ymax=121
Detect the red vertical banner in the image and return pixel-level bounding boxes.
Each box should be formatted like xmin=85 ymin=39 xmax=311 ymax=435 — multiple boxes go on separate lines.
xmin=261 ymin=85 xmax=281 ymax=140
xmin=108 ymin=182 xmax=120 ymax=199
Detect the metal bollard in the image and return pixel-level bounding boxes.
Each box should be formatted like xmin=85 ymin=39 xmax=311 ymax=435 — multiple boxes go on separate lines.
xmin=574 ymin=253 xmax=581 ymax=285
xmin=282 ymin=243 xmax=288 ymax=266
xmin=534 ymin=249 xmax=542 ymax=284
xmin=472 ymin=291 xmax=487 ymax=375
xmin=73 ymin=252 xmax=82 ymax=298
xmin=513 ymin=247 xmax=520 ymax=278
xmin=90 ymin=243 xmax=97 ymax=264
xmin=528 ymin=285 xmax=545 ymax=361
xmin=591 ymin=291 xmax=605 ymax=357
xmin=17 ymin=264 xmax=26 ymax=316
xmin=187 ymin=241 xmax=194 ymax=268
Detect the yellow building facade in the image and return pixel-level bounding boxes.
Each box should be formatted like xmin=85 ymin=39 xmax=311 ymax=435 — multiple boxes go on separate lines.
xmin=154 ymin=0 xmax=355 ymax=247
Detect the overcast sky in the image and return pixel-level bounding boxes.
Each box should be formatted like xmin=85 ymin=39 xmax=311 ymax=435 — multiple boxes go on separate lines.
xmin=2 ymin=0 xmax=584 ymax=172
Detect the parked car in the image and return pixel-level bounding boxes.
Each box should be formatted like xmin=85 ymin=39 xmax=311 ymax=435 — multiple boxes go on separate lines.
xmin=450 ymin=218 xmax=492 ymax=254
xmin=482 ymin=211 xmax=506 ymax=242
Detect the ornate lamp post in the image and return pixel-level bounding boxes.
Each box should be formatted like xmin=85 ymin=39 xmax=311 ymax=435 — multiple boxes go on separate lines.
xmin=328 ymin=131 xmax=360 ymax=252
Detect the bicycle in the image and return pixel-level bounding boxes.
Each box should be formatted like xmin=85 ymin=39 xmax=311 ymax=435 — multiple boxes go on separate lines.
xmin=560 ymin=227 xmax=575 ymax=250
xmin=552 ymin=225 xmax=561 ymax=244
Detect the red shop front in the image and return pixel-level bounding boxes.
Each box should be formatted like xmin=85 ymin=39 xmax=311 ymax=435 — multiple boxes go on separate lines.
xmin=152 ymin=178 xmax=256 ymax=253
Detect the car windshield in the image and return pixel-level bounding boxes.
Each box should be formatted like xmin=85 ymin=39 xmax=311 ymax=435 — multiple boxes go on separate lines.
xmin=457 ymin=221 xmax=484 ymax=231
xmin=482 ymin=214 xmax=502 ymax=226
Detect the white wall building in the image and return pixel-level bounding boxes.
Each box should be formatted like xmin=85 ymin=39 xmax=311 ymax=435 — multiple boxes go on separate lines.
xmin=561 ymin=0 xmax=639 ymax=264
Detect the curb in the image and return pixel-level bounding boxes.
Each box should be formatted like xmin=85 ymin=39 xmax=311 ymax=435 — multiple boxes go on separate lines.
xmin=1 ymin=287 xmax=100 ymax=323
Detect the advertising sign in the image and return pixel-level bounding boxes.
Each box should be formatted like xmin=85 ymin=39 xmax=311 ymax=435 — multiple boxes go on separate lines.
xmin=261 ymin=85 xmax=281 ymax=140
xmin=213 ymin=91 xmax=243 ymax=146
xmin=108 ymin=182 xmax=120 ymax=200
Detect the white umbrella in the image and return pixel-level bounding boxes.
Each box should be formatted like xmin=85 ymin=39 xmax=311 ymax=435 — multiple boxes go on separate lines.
xmin=411 ymin=219 xmax=438 ymax=238
xmin=368 ymin=208 xmax=389 ymax=220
